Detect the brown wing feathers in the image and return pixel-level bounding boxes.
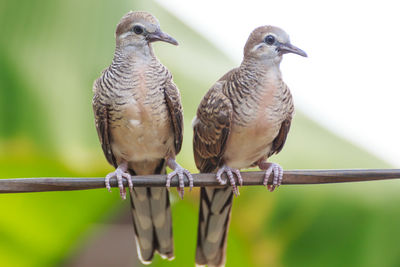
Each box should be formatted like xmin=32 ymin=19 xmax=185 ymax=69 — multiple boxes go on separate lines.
xmin=270 ymin=118 xmax=292 ymax=157
xmin=164 ymin=81 xmax=184 ymax=155
xmin=193 ymin=83 xmax=233 ymax=173
xmin=93 ymin=94 xmax=117 ymax=168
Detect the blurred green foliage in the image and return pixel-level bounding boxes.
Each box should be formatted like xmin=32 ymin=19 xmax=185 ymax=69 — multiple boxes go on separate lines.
xmin=1 ymin=0 xmax=400 ymax=267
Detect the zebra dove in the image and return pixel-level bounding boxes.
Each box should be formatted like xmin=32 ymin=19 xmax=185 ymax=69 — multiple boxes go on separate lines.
xmin=92 ymin=11 xmax=193 ymax=264
xmin=193 ymin=26 xmax=307 ymax=266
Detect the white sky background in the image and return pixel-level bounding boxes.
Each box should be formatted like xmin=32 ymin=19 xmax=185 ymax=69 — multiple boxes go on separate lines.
xmin=157 ymin=0 xmax=400 ymax=167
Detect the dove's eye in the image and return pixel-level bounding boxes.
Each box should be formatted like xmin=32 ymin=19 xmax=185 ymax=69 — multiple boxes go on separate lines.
xmin=133 ymin=25 xmax=144 ymax=35
xmin=264 ymin=35 xmax=275 ymax=45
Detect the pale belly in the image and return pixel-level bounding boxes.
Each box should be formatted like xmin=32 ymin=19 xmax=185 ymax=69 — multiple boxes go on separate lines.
xmin=223 ymin=118 xmax=281 ymax=169
xmin=110 ymin=102 xmax=174 ymax=164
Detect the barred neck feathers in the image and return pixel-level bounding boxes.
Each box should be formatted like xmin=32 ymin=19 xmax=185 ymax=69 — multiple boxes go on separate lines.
xmin=113 ymin=44 xmax=156 ymax=69
xmin=104 ymin=45 xmax=163 ymax=93
xmin=224 ymin=57 xmax=282 ymax=100
xmin=241 ymin=56 xmax=282 ymax=83
xmin=97 ymin=46 xmax=168 ymax=103
xmin=222 ymin=56 xmax=284 ymax=127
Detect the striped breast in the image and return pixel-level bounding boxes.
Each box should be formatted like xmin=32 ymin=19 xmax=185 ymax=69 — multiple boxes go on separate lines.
xmin=223 ymin=67 xmax=293 ymax=169
xmin=98 ymin=57 xmax=175 ymax=166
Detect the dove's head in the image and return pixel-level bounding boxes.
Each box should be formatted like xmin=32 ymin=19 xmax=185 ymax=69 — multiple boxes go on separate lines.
xmin=115 ymin=11 xmax=178 ymax=50
xmin=244 ymin=25 xmax=307 ymax=64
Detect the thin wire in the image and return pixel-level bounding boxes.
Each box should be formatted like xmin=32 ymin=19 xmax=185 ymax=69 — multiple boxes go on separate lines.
xmin=0 ymin=169 xmax=399 ymax=193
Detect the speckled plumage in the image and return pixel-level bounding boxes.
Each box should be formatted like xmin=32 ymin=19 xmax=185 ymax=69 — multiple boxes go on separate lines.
xmin=93 ymin=50 xmax=180 ymax=170
xmin=193 ymin=26 xmax=305 ymax=267
xmin=93 ymin=11 xmax=184 ymax=264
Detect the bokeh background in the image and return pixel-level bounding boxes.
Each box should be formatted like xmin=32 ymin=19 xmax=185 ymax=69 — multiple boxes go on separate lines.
xmin=1 ymin=0 xmax=400 ymax=266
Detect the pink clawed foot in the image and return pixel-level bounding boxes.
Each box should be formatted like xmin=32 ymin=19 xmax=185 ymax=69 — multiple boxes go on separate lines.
xmin=166 ymin=158 xmax=193 ymax=199
xmin=261 ymin=162 xmax=283 ymax=192
xmin=104 ymin=162 xmax=133 ymax=200
xmin=216 ymin=165 xmax=242 ymax=196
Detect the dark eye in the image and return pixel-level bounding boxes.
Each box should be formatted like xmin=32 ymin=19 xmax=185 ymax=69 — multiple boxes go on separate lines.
xmin=264 ymin=35 xmax=275 ymax=45
xmin=132 ymin=25 xmax=144 ymax=35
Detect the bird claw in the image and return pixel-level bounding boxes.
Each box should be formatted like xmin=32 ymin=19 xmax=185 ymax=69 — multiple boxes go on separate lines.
xmin=216 ymin=166 xmax=242 ymax=196
xmin=262 ymin=162 xmax=283 ymax=192
xmin=166 ymin=165 xmax=193 ymax=199
xmin=104 ymin=167 xmax=133 ymax=199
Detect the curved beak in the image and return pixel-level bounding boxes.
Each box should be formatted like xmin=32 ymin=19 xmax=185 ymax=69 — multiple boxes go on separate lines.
xmin=146 ymin=29 xmax=179 ymax=46
xmin=279 ymin=43 xmax=307 ymax=57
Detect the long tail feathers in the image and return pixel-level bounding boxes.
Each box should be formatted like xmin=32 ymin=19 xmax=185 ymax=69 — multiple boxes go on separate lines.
xmin=129 ymin=160 xmax=174 ymax=264
xmin=196 ymin=187 xmax=233 ymax=267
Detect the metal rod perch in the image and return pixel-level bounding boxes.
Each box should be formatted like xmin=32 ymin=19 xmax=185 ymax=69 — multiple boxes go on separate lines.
xmin=0 ymin=169 xmax=399 ymax=194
